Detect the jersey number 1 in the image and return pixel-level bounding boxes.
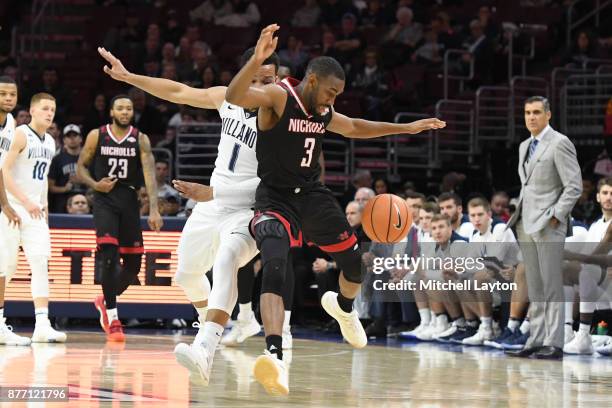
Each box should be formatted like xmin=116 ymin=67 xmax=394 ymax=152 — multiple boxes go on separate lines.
xmin=108 ymin=158 xmax=128 ymax=178
xmin=301 ymin=138 xmax=315 ymax=167
xmin=228 ymin=143 xmax=241 ymax=172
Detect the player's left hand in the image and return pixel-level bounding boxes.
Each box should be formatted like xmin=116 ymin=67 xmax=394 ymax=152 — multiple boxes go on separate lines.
xmin=254 ymin=24 xmax=280 ymax=63
xmin=172 ymin=180 xmax=214 ymax=202
xmin=98 ymin=47 xmax=131 ymax=82
xmin=148 ymin=210 xmax=163 ymax=232
xmin=0 ymin=204 xmax=21 ymax=227
xmin=406 ymin=118 xmax=446 ymax=134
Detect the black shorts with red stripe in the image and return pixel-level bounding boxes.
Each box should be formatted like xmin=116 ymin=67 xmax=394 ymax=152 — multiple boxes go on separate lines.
xmin=252 ymin=182 xmax=357 ymax=253
xmin=93 ymin=185 xmax=144 ymax=254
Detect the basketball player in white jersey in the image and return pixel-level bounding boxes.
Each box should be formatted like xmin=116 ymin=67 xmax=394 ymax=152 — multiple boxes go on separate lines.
xmin=98 ymin=46 xmax=283 ymax=384
xmin=0 ymin=92 xmax=67 ymax=343
xmin=0 ymin=75 xmax=27 ymax=346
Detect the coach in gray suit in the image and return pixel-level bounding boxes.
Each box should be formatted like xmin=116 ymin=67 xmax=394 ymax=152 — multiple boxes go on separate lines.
xmin=506 ymin=96 xmax=582 ymax=360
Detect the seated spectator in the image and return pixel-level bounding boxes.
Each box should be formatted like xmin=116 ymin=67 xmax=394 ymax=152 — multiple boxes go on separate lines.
xmin=155 ymin=159 xmax=180 ymax=202
xmin=83 ymin=93 xmax=108 ymax=134
xmin=190 ymin=0 xmax=232 ymax=23
xmin=161 ymin=42 xmax=176 ymax=67
xmin=279 ymin=35 xmax=309 ymax=77
xmin=341 ymin=168 xmax=373 ymax=206
xmin=411 ymin=28 xmax=444 ymax=65
xmin=431 ymin=11 xmax=460 ymax=49
xmin=163 ymin=9 xmax=184 ymax=45
xmin=215 ymin=0 xmax=260 ymax=27
xmin=477 ymin=5 xmax=499 ymax=41
xmin=291 ymin=0 xmax=321 ymax=28
xmin=490 ymin=191 xmax=510 ymax=222
xmin=66 ymin=194 xmax=90 ymax=215
xmin=572 ymin=178 xmax=598 ymax=224
xmin=354 ymin=187 xmax=375 ymax=206
xmin=156 ymin=127 xmax=176 ymax=153
xmin=199 ymin=66 xmax=219 ymax=89
xmin=47 ymin=121 xmax=61 ymax=152
xmin=382 ymin=7 xmax=422 ymax=66
xmin=219 ymin=69 xmax=233 ymax=86
xmin=360 ymin=0 xmax=387 ymax=27
xmin=159 ymin=194 xmax=180 ymax=216
xmin=180 ymin=41 xmax=215 ymax=85
xmin=48 ymin=124 xmax=85 ymax=213
xmin=139 ymin=187 xmax=150 ymax=216
xmin=15 ymin=108 xmax=30 ymax=126
xmin=351 ymin=49 xmax=390 ymax=120
xmin=459 ymin=20 xmax=495 ymax=87
xmin=335 ymin=13 xmax=363 ymax=69
xmin=320 ymin=30 xmax=341 ymax=61
xmin=40 ymin=67 xmax=70 ymax=123
xmin=373 ymin=177 xmax=390 ymax=195
xmin=128 ymin=87 xmax=165 ymax=139
xmin=562 ymin=30 xmax=601 ymax=67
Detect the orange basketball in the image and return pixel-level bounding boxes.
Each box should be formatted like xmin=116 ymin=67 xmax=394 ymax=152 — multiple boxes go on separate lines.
xmin=361 ymin=194 xmax=412 ymax=243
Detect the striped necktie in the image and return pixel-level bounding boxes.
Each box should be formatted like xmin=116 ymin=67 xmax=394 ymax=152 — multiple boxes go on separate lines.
xmin=528 ymin=138 xmax=539 ymax=160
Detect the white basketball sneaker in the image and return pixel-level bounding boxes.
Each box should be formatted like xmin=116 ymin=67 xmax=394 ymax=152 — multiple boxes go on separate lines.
xmin=253 ymin=350 xmax=289 ymax=396
xmin=282 ymin=325 xmax=293 ymax=350
xmin=462 ymin=325 xmax=493 ymax=346
xmin=220 ymin=312 xmax=261 ymax=346
xmin=564 ymin=325 xmax=575 ymax=345
xmin=416 ymin=318 xmax=448 ymax=341
xmin=174 ymin=342 xmax=212 ymax=385
xmin=321 ymin=291 xmax=367 ymax=349
xmin=0 ymin=318 xmax=31 ymax=346
xmin=31 ymin=321 xmax=67 ymax=343
xmin=563 ymin=331 xmax=594 ymax=355
xmin=399 ymin=322 xmax=428 ymax=339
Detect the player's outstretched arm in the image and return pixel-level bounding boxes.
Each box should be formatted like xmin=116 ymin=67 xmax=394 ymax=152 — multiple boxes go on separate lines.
xmin=139 ymin=133 xmax=163 ymax=232
xmin=0 ymin=169 xmax=21 ymax=227
xmin=98 ymin=47 xmax=226 ymax=110
xmin=2 ymin=129 xmax=43 ymax=219
xmin=225 ymin=24 xmax=285 ymax=112
xmin=327 ymin=111 xmax=446 ymax=139
xmin=77 ymin=129 xmax=117 ymax=193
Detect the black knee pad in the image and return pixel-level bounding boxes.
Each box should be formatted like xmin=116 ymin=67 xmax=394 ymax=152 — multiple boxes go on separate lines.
xmin=332 ymin=247 xmax=363 ymax=284
xmin=95 ymin=245 xmax=119 ymax=282
xmin=255 ymin=220 xmax=290 ymax=296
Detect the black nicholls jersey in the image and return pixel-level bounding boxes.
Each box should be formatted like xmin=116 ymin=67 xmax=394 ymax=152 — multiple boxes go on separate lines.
xmin=93 ymin=124 xmax=142 ymax=190
xmin=257 ymin=78 xmax=332 ymax=189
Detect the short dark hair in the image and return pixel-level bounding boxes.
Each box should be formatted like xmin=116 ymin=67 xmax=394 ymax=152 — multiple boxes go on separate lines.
xmin=156 ymin=159 xmax=169 ymax=167
xmin=110 ymin=94 xmax=132 ymax=109
xmin=0 ymin=75 xmax=16 ymax=85
xmin=305 ymin=56 xmax=345 ymax=81
xmin=421 ymin=202 xmax=439 ymax=214
xmin=524 ymin=96 xmax=550 ymax=113
xmin=597 ymin=177 xmax=612 ymax=192
xmin=438 ymin=192 xmax=462 ymax=207
xmin=406 ymin=191 xmax=426 ymax=202
xmin=467 ymin=197 xmax=491 ymax=212
xmin=240 ymin=47 xmax=280 ymax=72
xmin=491 ymin=190 xmax=509 ymax=200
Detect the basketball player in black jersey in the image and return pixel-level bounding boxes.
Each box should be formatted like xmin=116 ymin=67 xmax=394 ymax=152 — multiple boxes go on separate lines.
xmin=226 ymin=24 xmax=445 ymax=395
xmin=77 ymin=94 xmax=162 ymax=342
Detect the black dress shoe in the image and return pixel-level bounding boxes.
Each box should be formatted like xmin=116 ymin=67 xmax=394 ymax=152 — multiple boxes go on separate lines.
xmin=505 ymin=346 xmax=541 ymax=358
xmin=532 ymin=346 xmax=563 ymax=360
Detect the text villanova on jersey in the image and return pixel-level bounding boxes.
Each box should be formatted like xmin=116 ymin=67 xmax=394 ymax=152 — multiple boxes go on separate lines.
xmin=27 ymin=144 xmax=54 ymax=160
xmin=221 ymin=116 xmax=257 ymax=149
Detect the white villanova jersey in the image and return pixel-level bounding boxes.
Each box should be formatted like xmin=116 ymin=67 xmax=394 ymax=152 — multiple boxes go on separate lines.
xmin=7 ymin=124 xmax=55 ymax=207
xmin=0 ymin=112 xmax=15 ymax=169
xmin=208 ymin=100 xmax=259 ymax=209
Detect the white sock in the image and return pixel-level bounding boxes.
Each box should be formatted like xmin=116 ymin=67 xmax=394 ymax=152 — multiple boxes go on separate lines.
xmin=419 ymin=308 xmax=431 ymax=325
xmin=106 ymin=308 xmax=118 ymax=322
xmin=200 ymin=321 xmax=223 ymax=352
xmin=507 ymin=318 xmax=520 ymax=331
xmin=436 ymin=314 xmax=448 ymax=326
xmin=480 ymin=316 xmax=492 ymax=330
xmin=196 ymin=306 xmax=208 ymax=322
xmin=453 ymin=317 xmax=466 ymax=327
xmin=238 ymin=302 xmax=252 ymax=319
xmin=579 ymin=323 xmax=590 ymax=335
xmin=283 ymin=310 xmax=291 ymax=329
xmin=35 ymin=307 xmax=49 ymax=324
xmin=519 ymin=319 xmax=530 ymax=334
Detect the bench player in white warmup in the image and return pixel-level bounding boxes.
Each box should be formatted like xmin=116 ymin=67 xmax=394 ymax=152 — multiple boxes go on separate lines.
xmin=0 ymin=92 xmax=67 ymax=343
xmin=99 ymin=46 xmax=289 ymax=384
xmin=0 ymin=75 xmax=27 ymax=346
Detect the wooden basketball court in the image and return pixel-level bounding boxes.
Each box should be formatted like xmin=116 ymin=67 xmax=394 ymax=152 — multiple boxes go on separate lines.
xmin=1 ymin=330 xmax=611 ymax=407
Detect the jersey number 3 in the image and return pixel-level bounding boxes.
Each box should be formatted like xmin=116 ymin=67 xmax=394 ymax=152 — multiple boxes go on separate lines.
xmin=300 ymin=138 xmax=315 ymax=167
xmin=108 ymin=158 xmax=128 ymax=178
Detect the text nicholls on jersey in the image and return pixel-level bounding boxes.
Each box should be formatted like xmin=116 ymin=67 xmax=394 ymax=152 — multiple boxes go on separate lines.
xmin=100 ymin=145 xmax=137 ymax=157
xmin=288 ymin=118 xmax=325 ymax=134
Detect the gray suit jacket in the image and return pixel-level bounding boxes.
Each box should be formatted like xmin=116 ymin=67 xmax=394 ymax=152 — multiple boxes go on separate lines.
xmin=507 ymin=126 xmax=582 ymax=235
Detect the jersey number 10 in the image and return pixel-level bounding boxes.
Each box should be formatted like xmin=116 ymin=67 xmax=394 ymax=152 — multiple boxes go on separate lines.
xmin=32 ymin=161 xmax=47 ymax=180
xmin=108 ymin=158 xmax=128 ymax=178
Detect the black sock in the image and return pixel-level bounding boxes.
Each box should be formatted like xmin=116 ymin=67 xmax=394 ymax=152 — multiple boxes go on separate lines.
xmin=337 ymin=293 xmax=354 ymax=314
xmin=266 ymin=335 xmax=283 ymax=360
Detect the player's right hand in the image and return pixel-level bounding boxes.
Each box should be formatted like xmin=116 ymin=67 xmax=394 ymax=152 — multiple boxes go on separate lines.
xmin=95 ymin=176 xmax=118 ymax=193
xmin=98 ymin=47 xmax=131 ymax=81
xmin=0 ymin=204 xmax=21 ymax=227
xmin=254 ymin=24 xmax=280 ymax=63
xmin=24 ymin=201 xmax=43 ymax=219
xmin=172 ymin=180 xmax=213 ymax=202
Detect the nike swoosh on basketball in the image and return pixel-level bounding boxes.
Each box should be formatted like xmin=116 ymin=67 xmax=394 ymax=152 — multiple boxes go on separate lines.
xmin=393 ymin=203 xmax=402 ymax=229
